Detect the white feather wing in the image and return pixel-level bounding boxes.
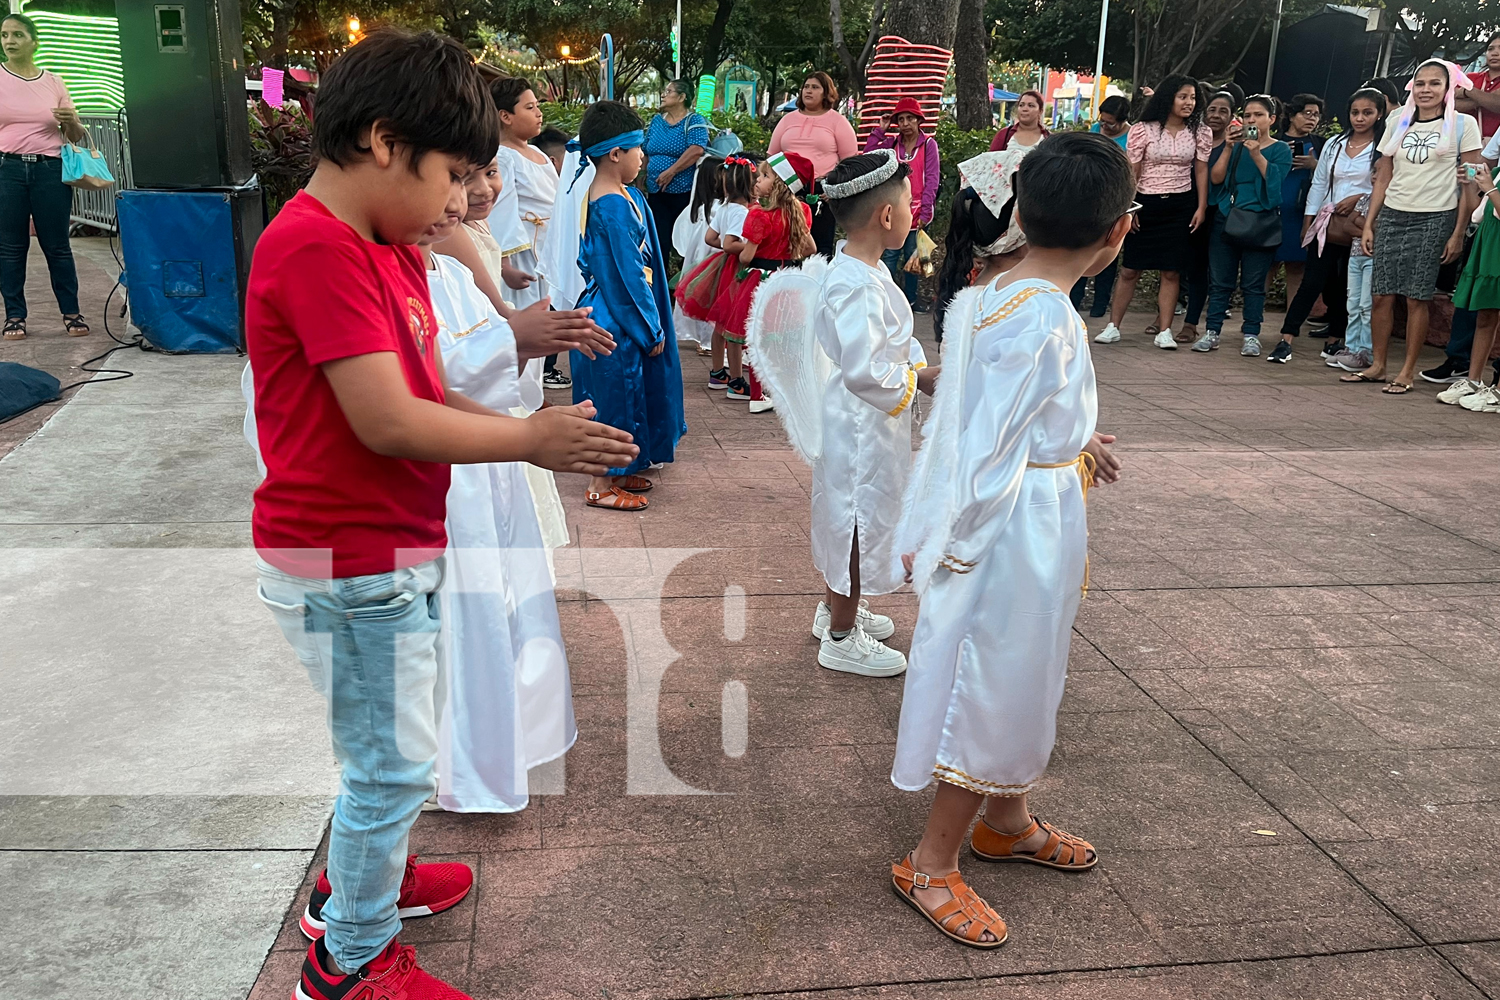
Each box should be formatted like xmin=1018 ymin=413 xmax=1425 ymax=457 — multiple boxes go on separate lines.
xmin=745 ymin=257 xmax=832 ymax=465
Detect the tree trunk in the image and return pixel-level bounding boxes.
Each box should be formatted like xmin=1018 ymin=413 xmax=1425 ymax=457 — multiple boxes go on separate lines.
xmin=953 ymin=0 xmax=989 ymax=129
xmin=696 ymin=0 xmax=737 ymax=82
xmin=882 ymin=0 xmax=961 ymax=50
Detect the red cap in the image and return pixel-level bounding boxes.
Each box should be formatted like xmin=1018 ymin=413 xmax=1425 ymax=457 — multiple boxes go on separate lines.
xmin=888 ymin=97 xmax=926 ymax=124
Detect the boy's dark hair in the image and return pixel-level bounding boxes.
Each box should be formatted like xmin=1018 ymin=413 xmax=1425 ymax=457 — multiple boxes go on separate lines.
xmin=823 ymin=152 xmax=911 ymax=229
xmin=313 ymin=29 xmax=497 ymax=171
xmin=531 ymin=126 xmax=570 ymax=152
xmin=1099 ymin=94 xmax=1130 ymax=120
xmin=490 ymin=76 xmax=533 ymax=114
xmin=1362 ymin=77 xmax=1402 ymax=110
xmin=1015 ymin=132 xmax=1133 ymax=250
xmin=578 ymin=101 xmax=644 ymax=163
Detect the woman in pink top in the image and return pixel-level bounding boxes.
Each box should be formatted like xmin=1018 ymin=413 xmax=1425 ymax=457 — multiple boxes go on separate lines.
xmin=1096 ymin=74 xmax=1211 ymax=350
xmin=769 ymin=71 xmax=857 ymax=256
xmin=1 ymin=13 xmax=88 ymax=340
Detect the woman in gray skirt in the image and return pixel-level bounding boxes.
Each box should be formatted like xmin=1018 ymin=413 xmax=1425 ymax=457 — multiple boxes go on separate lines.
xmin=1348 ymin=59 xmax=1483 ymax=393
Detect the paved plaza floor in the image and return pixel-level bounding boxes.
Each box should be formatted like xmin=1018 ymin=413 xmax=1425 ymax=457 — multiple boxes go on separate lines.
xmin=2 ymin=247 xmax=1498 ymax=998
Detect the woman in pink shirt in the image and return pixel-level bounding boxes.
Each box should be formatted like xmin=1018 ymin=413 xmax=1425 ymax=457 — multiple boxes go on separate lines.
xmin=769 ymin=71 xmax=857 ymax=256
xmin=1096 ymin=74 xmax=1210 ymax=349
xmin=1 ymin=13 xmax=88 ymax=340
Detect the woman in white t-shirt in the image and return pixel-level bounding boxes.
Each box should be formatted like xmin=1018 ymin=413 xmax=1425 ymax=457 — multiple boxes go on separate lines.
xmin=1 ymin=13 xmax=89 ymax=340
xmin=1354 ymin=59 xmax=1483 ymax=393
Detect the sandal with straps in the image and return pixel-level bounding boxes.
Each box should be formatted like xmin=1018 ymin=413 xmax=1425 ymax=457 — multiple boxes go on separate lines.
xmin=611 ymin=474 xmax=654 ymax=492
xmin=3 ymin=318 xmax=24 ymax=341
xmin=63 ymin=314 xmax=90 ymax=337
xmin=970 ymin=815 xmax=1098 ymax=871
xmin=586 ymin=486 xmax=649 ymax=511
xmin=891 ymin=854 xmax=1007 ymax=949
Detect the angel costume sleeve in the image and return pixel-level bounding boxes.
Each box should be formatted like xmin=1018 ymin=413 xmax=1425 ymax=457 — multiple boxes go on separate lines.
xmin=810 ymin=248 xmax=927 ymax=597
xmin=891 ymin=279 xmax=1097 ymax=798
xmin=492 ymin=150 xmax=531 ymax=258
xmin=539 ymin=149 xmax=592 ymax=310
xmin=427 ymin=253 xmax=576 ymax=813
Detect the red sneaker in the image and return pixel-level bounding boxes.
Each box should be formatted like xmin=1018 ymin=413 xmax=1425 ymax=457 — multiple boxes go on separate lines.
xmin=295 ymin=937 xmax=469 ymax=1000
xmin=300 ymin=855 xmax=473 ymax=941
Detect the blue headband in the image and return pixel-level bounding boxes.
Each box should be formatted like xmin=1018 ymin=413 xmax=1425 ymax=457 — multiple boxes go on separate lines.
xmin=566 ymin=130 xmax=645 ymax=192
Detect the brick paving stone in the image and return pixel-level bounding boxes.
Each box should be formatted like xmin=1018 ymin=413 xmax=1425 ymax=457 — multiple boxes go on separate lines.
xmin=248 ymin=307 xmax=1500 ymax=998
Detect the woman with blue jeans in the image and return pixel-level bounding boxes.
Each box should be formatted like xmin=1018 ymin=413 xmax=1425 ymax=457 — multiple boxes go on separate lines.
xmin=1192 ymin=95 xmax=1290 ymax=356
xmin=1 ymin=13 xmax=89 ymax=340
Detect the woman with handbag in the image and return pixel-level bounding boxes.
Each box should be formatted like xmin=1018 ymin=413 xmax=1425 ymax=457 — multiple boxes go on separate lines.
xmin=1346 ymin=59 xmax=1483 ymax=395
xmin=1191 ymin=95 xmax=1291 ymax=356
xmin=0 ymin=13 xmax=88 ymax=340
xmin=1280 ymin=89 xmax=1386 ymax=364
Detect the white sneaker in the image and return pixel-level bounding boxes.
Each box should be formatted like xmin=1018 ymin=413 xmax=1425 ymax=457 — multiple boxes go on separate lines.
xmin=1460 ymin=385 xmax=1500 ymax=412
xmin=748 ymin=398 xmax=775 ymax=413
xmin=1094 ymin=323 xmax=1121 ymax=344
xmin=812 ymin=599 xmax=895 ymax=641
xmin=1153 ymin=330 xmax=1177 ymax=350
xmin=1437 ymin=378 xmax=1483 ymax=405
xmin=817 ymin=625 xmax=907 ymax=677
xmin=1241 ymin=335 xmax=1262 ymax=357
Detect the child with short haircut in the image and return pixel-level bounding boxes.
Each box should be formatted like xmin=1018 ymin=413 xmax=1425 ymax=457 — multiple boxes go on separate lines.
xmin=810 ymin=150 xmax=934 ymax=677
xmin=572 ymin=100 xmax=686 ymax=510
xmin=889 ymin=132 xmax=1136 ymax=949
xmin=531 ymin=126 xmax=571 ymax=174
xmin=244 ymin=30 xmax=635 ymax=1000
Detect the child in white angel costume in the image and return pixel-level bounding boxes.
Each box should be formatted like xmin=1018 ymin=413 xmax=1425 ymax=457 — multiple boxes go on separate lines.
xmin=804 ymin=149 xmax=934 ymax=678
xmin=887 ymin=133 xmax=1137 ymax=950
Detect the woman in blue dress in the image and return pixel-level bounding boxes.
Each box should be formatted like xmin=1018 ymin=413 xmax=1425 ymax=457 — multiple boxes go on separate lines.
xmin=643 ymin=79 xmax=710 ymax=272
xmin=570 ymin=101 xmax=687 ymax=511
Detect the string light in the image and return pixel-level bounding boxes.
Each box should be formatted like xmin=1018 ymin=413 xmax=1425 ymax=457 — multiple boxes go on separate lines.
xmin=480 ymin=42 xmax=599 ymax=72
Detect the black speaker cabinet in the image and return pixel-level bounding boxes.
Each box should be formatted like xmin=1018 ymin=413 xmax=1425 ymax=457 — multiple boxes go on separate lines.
xmin=117 ymin=0 xmax=253 ymax=188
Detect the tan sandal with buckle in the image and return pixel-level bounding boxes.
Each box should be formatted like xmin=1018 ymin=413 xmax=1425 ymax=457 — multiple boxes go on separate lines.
xmin=611 ymin=474 xmax=654 ymax=492
xmin=970 ymin=815 xmax=1098 ymax=871
xmin=586 ymin=486 xmax=649 ymax=510
xmin=890 ymin=853 xmax=1008 ymax=949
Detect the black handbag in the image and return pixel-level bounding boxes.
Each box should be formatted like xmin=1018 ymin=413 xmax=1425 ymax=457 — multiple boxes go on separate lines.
xmin=1222 ymin=144 xmax=1283 ymax=250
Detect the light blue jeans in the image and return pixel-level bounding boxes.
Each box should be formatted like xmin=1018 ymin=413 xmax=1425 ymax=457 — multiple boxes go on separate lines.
xmin=257 ymin=557 xmax=444 ymax=970
xmin=1346 ymin=254 xmax=1374 ymax=356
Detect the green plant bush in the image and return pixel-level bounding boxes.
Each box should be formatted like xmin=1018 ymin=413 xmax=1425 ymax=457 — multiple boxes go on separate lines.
xmin=249 ymin=100 xmax=313 ymax=220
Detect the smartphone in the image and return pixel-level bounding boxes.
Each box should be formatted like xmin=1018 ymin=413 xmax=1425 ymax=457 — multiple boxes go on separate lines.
xmin=1466 ymin=163 xmax=1480 ymax=180
xmin=1246 ymin=125 xmax=1259 ymax=141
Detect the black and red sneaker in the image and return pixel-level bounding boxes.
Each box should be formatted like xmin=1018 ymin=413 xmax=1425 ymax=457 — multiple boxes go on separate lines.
xmin=295 ymin=937 xmax=469 ymax=1000
xmin=300 ymin=855 xmax=473 ymax=941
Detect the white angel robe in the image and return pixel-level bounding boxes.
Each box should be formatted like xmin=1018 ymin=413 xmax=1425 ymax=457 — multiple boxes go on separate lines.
xmin=461 ymin=222 xmax=571 ymax=554
xmin=539 ymin=150 xmax=593 ymax=310
xmin=497 ymin=145 xmax=560 ymax=401
xmin=428 ymin=254 xmax=577 ymax=812
xmin=810 ymin=246 xmax=928 ymax=597
xmin=891 ymin=278 xmax=1096 ymax=796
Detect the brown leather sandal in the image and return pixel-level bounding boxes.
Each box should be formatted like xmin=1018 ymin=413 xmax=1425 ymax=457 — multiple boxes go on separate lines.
xmin=890 ymin=853 xmax=1008 ymax=949
xmin=970 ymin=815 xmax=1098 ymax=871
xmin=611 ymin=474 xmax=654 ymax=492
xmin=1143 ymin=322 xmax=1160 ymax=337
xmin=586 ymin=486 xmax=649 ymax=510
xmin=1175 ymin=323 xmax=1198 ymax=343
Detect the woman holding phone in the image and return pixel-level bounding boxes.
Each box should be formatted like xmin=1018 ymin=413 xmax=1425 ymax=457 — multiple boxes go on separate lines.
xmin=0 ymin=12 xmax=88 ymax=340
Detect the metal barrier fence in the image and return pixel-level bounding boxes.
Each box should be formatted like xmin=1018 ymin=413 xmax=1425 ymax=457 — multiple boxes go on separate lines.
xmin=73 ymin=113 xmax=132 ymax=232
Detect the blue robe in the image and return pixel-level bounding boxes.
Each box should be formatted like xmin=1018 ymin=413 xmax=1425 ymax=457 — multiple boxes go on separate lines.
xmin=573 ymin=187 xmax=687 ymax=475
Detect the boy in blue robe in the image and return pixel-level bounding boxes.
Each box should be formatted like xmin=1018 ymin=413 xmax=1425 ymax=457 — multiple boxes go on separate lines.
xmin=571 ymin=101 xmax=687 ymax=510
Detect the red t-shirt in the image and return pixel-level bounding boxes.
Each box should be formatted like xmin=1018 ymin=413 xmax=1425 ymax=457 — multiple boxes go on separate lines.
xmin=1468 ymin=70 xmax=1500 ymax=138
xmin=743 ymin=202 xmax=814 ymax=261
xmin=246 ymin=192 xmax=449 ymax=579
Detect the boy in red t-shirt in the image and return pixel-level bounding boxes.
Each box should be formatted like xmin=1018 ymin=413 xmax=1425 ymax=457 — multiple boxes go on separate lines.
xmin=245 ymin=30 xmax=635 ymax=1000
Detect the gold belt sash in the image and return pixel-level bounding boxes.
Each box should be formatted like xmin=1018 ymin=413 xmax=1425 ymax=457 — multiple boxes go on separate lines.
xmin=1026 ymin=451 xmax=1097 ymax=596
